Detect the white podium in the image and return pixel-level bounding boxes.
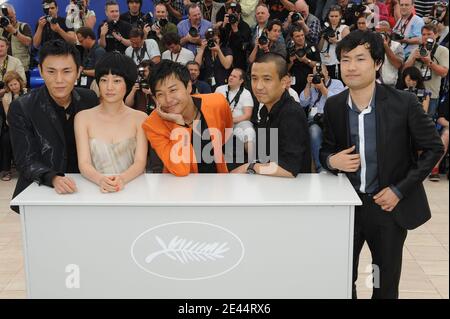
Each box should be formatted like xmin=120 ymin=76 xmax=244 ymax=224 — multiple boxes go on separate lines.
xmin=11 ymin=173 xmax=361 ymax=299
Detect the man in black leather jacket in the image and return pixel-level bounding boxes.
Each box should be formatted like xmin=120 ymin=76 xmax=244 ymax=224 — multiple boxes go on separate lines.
xmin=7 ymin=40 xmax=98 ymax=213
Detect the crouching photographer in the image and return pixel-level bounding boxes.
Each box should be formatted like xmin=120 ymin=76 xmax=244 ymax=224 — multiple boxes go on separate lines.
xmin=299 ymin=63 xmax=345 ymax=172
xmin=125 ymin=60 xmax=156 ymax=115
xmin=404 ymin=24 xmax=449 ymax=116
xmin=401 ymin=66 xmax=431 ymax=113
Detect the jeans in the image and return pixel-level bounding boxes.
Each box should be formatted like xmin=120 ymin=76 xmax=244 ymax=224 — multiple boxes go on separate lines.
xmin=309 ymin=123 xmax=322 ymax=172
xmin=428 ymin=98 xmax=439 ymax=117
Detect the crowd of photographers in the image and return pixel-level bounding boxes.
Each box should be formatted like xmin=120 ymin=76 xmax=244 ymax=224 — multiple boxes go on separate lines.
xmin=0 ymin=0 xmax=448 ymax=181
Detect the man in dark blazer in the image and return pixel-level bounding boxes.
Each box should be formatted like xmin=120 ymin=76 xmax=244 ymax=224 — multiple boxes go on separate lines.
xmin=319 ymin=31 xmax=444 ymax=299
xmin=8 ymin=40 xmax=98 ymax=213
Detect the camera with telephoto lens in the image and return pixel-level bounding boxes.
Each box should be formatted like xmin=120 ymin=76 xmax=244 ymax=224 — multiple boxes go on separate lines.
xmin=291 ymin=12 xmax=303 ymax=23
xmin=258 ymin=32 xmax=268 ymax=46
xmin=108 ymin=20 xmax=119 ymax=34
xmin=228 ymin=13 xmax=238 ymax=24
xmin=189 ymin=26 xmax=199 ymax=37
xmin=287 ymin=40 xmax=296 ymax=56
xmin=348 ymin=3 xmax=367 ymax=17
xmin=137 ymin=12 xmax=153 ymax=29
xmin=155 ymin=18 xmax=168 ymax=28
xmin=390 ymin=31 xmax=404 ymax=41
xmin=312 ymin=63 xmax=324 ymax=85
xmin=419 ymin=38 xmax=435 ymax=57
xmin=42 ymin=4 xmax=58 ymax=24
xmin=0 ymin=6 xmax=10 ymax=28
xmin=136 ymin=67 xmax=149 ymax=90
xmin=205 ymin=27 xmax=216 ymax=48
xmin=406 ymin=87 xmax=426 ymax=102
xmin=321 ymin=22 xmax=336 ymax=40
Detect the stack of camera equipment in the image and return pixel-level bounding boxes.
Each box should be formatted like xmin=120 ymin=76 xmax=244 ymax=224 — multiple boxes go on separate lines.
xmin=205 ymin=27 xmax=215 ymax=49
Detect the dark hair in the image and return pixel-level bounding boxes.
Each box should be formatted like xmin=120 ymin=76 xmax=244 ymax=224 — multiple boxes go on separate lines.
xmin=42 ymin=0 xmax=57 ymax=7
xmin=226 ymin=2 xmax=242 ymax=14
xmin=402 ymin=66 xmax=426 ymax=89
xmin=0 ymin=36 xmax=9 ymax=46
xmin=149 ymin=60 xmax=191 ymax=95
xmin=431 ymin=2 xmax=449 ymax=26
xmin=186 ymin=61 xmax=200 ymax=69
xmin=39 ymin=40 xmax=81 ymax=69
xmin=76 ymin=27 xmax=96 ymax=40
xmin=105 ymin=0 xmax=118 ymax=10
xmin=139 ymin=59 xmax=154 ymax=70
xmin=290 ymin=25 xmax=304 ymax=38
xmin=163 ymin=32 xmax=180 ymax=46
xmin=252 ymin=52 xmax=288 ymax=80
xmin=422 ymin=24 xmax=438 ymax=34
xmin=336 ymin=30 xmax=385 ymax=65
xmin=267 ymin=19 xmax=283 ymax=32
xmin=95 ymin=52 xmax=137 ymax=96
xmin=129 ymin=27 xmax=145 ymax=39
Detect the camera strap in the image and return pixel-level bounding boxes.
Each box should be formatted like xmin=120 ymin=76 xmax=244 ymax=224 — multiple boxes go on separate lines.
xmin=311 ymin=78 xmax=332 ymax=109
xmin=132 ymin=41 xmax=150 ymax=64
xmin=420 ymin=43 xmax=439 ymax=80
xmin=226 ymin=85 xmax=244 ymax=112
xmin=394 ymin=13 xmax=414 ymax=36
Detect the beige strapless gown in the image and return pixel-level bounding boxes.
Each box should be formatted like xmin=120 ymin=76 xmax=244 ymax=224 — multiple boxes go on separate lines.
xmin=89 ymin=137 xmax=137 ymax=174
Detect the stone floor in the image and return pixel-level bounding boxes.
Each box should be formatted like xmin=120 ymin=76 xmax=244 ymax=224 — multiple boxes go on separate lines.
xmin=0 ymin=175 xmax=448 ymax=299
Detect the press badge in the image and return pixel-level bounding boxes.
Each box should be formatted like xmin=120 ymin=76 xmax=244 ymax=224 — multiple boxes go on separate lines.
xmin=210 ymin=77 xmax=216 ymax=87
xmin=80 ymin=76 xmax=88 ymax=87
xmin=421 ymin=67 xmax=432 ymax=81
xmin=291 ymin=76 xmax=296 ymax=86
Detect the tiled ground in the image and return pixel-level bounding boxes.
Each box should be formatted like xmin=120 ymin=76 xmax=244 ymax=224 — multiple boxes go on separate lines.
xmin=0 ymin=175 xmax=448 ymax=299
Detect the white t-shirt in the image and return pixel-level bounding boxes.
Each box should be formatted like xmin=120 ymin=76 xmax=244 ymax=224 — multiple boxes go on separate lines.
xmin=125 ymin=39 xmax=161 ymax=65
xmin=288 ymin=88 xmax=300 ymax=103
xmin=381 ymin=40 xmax=404 ymax=86
xmin=161 ymin=48 xmax=195 ymax=66
xmin=215 ymin=85 xmax=254 ymax=118
xmin=320 ymin=24 xmax=348 ymax=66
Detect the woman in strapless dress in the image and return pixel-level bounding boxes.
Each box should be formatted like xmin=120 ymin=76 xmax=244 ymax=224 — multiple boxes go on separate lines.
xmin=74 ymin=52 xmax=148 ymax=193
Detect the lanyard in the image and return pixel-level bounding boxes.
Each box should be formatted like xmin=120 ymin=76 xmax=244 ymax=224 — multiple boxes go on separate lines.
xmin=226 ymin=86 xmax=244 ymax=112
xmin=394 ymin=14 xmax=414 ymax=35
xmin=170 ymin=51 xmax=180 ymax=62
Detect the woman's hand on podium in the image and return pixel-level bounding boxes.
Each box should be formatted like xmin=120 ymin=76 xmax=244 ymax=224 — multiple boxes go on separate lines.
xmin=99 ymin=175 xmax=125 ymax=193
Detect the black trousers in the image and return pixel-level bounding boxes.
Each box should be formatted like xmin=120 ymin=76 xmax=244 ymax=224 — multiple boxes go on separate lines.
xmin=352 ymin=194 xmax=408 ymax=299
xmin=0 ymin=127 xmax=12 ymax=172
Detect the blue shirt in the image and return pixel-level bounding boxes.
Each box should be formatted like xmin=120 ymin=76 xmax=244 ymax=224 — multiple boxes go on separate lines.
xmin=177 ymin=18 xmax=212 ymax=55
xmin=299 ymin=79 xmax=345 ymax=118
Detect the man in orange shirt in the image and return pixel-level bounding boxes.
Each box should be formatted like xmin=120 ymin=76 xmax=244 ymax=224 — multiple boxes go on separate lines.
xmin=142 ymin=60 xmax=233 ymax=176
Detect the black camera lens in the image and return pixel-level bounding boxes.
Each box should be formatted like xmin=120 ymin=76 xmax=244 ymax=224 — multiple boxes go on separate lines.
xmin=207 ymin=39 xmax=216 ymax=48
xmin=258 ymin=34 xmax=268 ymax=46
xmin=189 ymin=27 xmax=199 ymax=37
xmin=312 ymin=74 xmax=323 ymax=84
xmin=228 ymin=13 xmax=238 ymax=24
xmin=0 ymin=16 xmax=10 ymax=28
xmin=291 ymin=12 xmax=302 ymax=23
xmin=391 ymin=32 xmax=404 ymax=41
xmin=425 ymin=38 xmax=435 ymax=50
xmin=205 ymin=27 xmax=214 ymax=40
xmin=419 ymin=45 xmax=429 ymax=57
xmin=157 ymin=18 xmax=168 ymax=28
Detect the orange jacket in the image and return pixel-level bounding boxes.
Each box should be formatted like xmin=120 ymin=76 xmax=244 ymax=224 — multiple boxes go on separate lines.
xmin=142 ymin=93 xmax=234 ymax=176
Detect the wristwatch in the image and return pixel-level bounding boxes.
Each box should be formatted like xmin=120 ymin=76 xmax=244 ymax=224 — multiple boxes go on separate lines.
xmin=246 ymin=160 xmax=260 ymax=174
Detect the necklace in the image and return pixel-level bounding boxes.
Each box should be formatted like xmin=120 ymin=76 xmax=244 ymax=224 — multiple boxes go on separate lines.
xmin=184 ymin=106 xmax=200 ymax=126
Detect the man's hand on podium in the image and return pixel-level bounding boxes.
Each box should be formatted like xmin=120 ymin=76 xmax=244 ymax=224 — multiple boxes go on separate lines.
xmin=52 ymin=176 xmax=77 ymax=194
